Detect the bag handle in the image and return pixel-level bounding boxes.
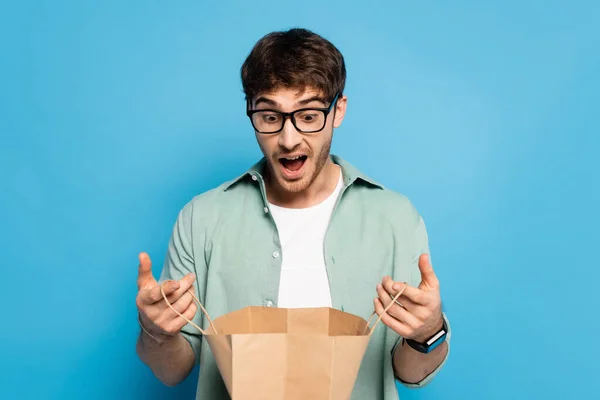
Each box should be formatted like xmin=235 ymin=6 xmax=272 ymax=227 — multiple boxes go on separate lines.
xmin=160 ymin=279 xmax=406 ymax=337
xmin=363 ymin=283 xmax=407 ymax=336
xmin=160 ymin=280 xmax=218 ymax=335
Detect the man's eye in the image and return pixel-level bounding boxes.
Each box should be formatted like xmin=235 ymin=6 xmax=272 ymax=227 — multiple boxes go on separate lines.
xmin=261 ymin=113 xmax=280 ymax=123
xmin=300 ymin=114 xmax=317 ymax=122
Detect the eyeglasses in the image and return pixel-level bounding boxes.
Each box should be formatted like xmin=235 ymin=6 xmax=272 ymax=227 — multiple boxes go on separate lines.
xmin=246 ymin=93 xmax=339 ymax=134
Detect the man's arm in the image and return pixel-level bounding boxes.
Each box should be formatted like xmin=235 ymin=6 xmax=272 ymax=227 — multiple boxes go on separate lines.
xmin=135 ymin=251 xmax=198 ymax=386
xmin=136 ymin=201 xmax=207 ymax=386
xmin=392 ymin=315 xmax=449 ymax=384
xmin=376 ymin=262 xmax=450 ymax=386
xmin=394 ymin=214 xmax=450 ymax=385
xmin=375 ymin=215 xmax=450 ymax=387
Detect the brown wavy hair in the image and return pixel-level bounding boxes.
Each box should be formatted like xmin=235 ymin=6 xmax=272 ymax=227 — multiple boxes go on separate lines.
xmin=241 ymin=28 xmax=346 ymax=104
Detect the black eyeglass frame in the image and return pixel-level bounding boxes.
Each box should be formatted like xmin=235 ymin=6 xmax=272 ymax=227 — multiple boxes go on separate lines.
xmin=246 ymin=93 xmax=340 ymax=134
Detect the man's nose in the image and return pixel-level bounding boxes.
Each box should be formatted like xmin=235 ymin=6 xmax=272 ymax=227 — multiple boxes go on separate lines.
xmin=278 ymin=117 xmax=302 ymax=150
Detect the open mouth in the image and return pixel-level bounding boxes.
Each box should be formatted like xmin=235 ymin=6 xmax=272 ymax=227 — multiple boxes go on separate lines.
xmin=279 ymin=155 xmax=308 ymax=172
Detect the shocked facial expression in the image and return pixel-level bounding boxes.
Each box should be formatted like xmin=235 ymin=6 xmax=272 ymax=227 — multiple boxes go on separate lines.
xmin=248 ymin=87 xmax=347 ymax=193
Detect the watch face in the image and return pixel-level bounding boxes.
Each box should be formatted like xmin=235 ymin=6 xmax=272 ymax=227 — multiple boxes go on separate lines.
xmin=426 ymin=329 xmax=447 ymax=346
xmin=406 ymin=328 xmax=447 ymax=353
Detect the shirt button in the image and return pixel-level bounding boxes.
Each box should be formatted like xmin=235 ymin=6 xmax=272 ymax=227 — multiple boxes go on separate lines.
xmin=266 ymin=300 xmax=274 ymax=307
xmin=272 ymin=251 xmax=280 ymax=259
xmin=251 ymin=174 xmax=258 ymax=181
xmin=264 ymin=207 xmax=269 ymax=213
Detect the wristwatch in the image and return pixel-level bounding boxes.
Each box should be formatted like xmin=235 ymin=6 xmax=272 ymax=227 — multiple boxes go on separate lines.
xmin=404 ymin=317 xmax=448 ymax=354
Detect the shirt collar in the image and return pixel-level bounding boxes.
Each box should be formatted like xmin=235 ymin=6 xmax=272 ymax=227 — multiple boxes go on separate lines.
xmin=223 ymin=154 xmax=384 ymax=191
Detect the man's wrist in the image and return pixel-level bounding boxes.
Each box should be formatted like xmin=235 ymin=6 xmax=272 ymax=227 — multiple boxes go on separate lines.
xmin=138 ymin=313 xmax=176 ymax=345
xmin=400 ymin=312 xmax=447 ymax=355
xmin=411 ymin=313 xmax=444 ymax=344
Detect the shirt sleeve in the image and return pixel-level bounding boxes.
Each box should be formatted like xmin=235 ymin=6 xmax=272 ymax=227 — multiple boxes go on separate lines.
xmin=394 ymin=215 xmax=452 ymax=389
xmin=158 ymin=201 xmax=207 ymax=365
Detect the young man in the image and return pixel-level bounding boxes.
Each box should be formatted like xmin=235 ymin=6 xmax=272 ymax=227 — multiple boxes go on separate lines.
xmin=135 ymin=28 xmax=450 ymax=399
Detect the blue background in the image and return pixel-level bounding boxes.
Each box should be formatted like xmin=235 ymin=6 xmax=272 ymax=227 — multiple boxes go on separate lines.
xmin=1 ymin=1 xmax=598 ymax=399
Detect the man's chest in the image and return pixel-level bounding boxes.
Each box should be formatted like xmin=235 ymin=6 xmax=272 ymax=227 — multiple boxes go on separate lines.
xmin=200 ymin=204 xmax=414 ymax=320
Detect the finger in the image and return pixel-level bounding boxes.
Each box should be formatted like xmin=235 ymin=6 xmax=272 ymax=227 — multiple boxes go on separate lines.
xmin=166 ymin=273 xmax=197 ymax=303
xmin=166 ymin=289 xmax=195 ymax=315
xmin=380 ymin=277 xmax=420 ymax=311
xmin=381 ymin=278 xmax=411 ymax=308
xmin=142 ymin=279 xmax=181 ymax=304
xmin=381 ymin=276 xmax=397 ymax=295
xmin=418 ymin=253 xmax=439 ymax=290
xmin=170 ymin=302 xmax=198 ymax=332
xmin=400 ymin=286 xmax=433 ymax=306
xmin=381 ymin=278 xmax=412 ymax=305
xmin=374 ymin=297 xmax=411 ymax=337
xmin=386 ymin=301 xmax=421 ymax=328
xmin=392 ymin=295 xmax=419 ymax=312
xmin=166 ymin=281 xmax=194 ymax=304
xmin=137 ymin=252 xmax=157 ymax=290
xmin=392 ymin=282 xmax=432 ymax=305
xmin=377 ymin=282 xmax=404 ymax=308
xmin=376 ymin=284 xmax=420 ymax=328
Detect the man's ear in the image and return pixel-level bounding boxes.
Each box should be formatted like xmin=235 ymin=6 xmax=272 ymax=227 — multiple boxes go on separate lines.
xmin=333 ymin=95 xmax=348 ymax=128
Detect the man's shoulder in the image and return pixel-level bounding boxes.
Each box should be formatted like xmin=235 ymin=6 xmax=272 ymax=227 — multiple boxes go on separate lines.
xmin=360 ymin=184 xmax=422 ymax=225
xmin=335 ymin=155 xmax=421 ymax=218
xmin=175 ymin=170 xmax=257 ymax=224
xmin=180 ymin=179 xmax=246 ymax=212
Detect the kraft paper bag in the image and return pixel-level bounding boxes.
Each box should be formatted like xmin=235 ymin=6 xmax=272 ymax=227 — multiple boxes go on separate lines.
xmin=160 ymin=282 xmax=405 ymax=400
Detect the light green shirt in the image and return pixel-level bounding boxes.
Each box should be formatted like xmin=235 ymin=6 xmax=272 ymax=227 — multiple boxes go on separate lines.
xmin=159 ymin=154 xmax=451 ymax=399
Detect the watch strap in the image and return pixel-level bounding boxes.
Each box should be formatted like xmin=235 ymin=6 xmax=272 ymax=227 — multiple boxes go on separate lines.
xmin=404 ymin=318 xmax=448 ymax=354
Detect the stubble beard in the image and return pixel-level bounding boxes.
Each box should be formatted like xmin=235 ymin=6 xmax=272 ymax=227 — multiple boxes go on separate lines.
xmin=267 ymin=137 xmax=332 ymax=194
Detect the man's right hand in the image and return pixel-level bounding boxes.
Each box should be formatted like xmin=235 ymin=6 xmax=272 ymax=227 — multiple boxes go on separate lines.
xmin=136 ymin=252 xmax=198 ymax=343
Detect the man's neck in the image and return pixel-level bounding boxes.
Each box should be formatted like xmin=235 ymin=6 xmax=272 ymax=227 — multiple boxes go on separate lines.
xmin=265 ymin=159 xmax=341 ymax=209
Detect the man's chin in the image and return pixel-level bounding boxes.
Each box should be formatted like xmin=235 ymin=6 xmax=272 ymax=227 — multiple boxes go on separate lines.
xmin=275 ymin=174 xmax=311 ymax=193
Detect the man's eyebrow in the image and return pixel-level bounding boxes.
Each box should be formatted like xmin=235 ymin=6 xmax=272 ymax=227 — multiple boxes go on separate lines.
xmin=297 ymin=96 xmax=328 ymax=106
xmin=254 ymin=97 xmax=279 ymax=107
xmin=253 ymin=95 xmax=329 ymax=109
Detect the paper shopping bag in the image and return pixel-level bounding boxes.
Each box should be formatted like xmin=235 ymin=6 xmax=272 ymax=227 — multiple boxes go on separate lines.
xmin=160 ymin=282 xmax=406 ymax=400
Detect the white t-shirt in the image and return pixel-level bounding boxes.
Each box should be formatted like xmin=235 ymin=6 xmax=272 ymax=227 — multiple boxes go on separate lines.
xmin=269 ymin=171 xmax=344 ymax=309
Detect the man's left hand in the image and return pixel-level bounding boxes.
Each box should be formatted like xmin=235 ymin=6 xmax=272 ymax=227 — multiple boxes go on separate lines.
xmin=374 ymin=253 xmax=443 ymax=343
